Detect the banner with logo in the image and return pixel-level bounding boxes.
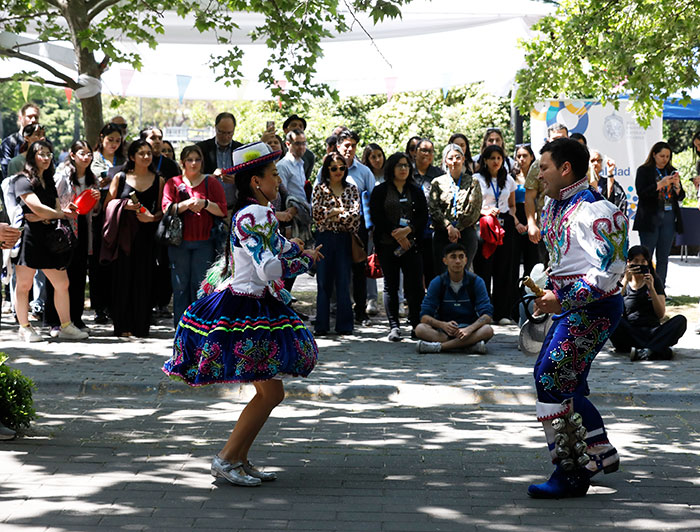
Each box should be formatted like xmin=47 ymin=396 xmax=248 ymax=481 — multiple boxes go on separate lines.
xmin=530 ymin=99 xmax=663 ymax=222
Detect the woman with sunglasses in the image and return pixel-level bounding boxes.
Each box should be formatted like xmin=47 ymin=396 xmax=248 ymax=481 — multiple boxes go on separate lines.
xmin=311 ymin=153 xmax=360 ymax=335
xmin=13 ymin=141 xmax=88 ymax=342
xmin=405 ymin=136 xmax=422 ymax=165
xmin=370 ymin=152 xmax=428 ymax=342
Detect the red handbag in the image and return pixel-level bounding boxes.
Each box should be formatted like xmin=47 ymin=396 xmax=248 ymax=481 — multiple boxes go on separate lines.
xmin=365 ymin=253 xmax=383 ymax=279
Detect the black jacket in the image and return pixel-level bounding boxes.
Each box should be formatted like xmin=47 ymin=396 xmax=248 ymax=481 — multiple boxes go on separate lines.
xmin=196 ymin=137 xmax=243 ymax=175
xmin=633 ymin=165 xmax=685 ymax=233
xmin=370 ymin=180 xmax=428 ymax=248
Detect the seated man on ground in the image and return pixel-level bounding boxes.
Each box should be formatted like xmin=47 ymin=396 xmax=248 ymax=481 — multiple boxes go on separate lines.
xmin=415 ymin=243 xmax=494 ymax=354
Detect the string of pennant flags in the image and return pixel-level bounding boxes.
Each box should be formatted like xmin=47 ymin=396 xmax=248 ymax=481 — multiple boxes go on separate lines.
xmin=19 ymin=69 xmax=455 ymax=104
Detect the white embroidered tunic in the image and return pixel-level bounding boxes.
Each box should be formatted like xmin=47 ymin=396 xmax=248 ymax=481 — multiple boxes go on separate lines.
xmin=541 ymin=177 xmax=628 ymax=311
xmin=225 ymin=203 xmax=312 ymax=302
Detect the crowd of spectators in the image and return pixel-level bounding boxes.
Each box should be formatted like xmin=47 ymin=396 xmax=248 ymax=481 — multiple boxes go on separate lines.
xmin=0 ymin=102 xmax=694 ymax=358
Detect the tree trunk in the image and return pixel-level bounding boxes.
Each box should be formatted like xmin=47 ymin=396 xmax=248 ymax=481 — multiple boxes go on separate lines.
xmin=80 ymin=94 xmax=104 ymax=147
xmin=63 ymin=0 xmax=104 ymax=146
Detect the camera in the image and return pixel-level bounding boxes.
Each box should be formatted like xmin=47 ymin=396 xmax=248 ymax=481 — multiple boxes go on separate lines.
xmin=633 ymin=264 xmax=649 ymax=274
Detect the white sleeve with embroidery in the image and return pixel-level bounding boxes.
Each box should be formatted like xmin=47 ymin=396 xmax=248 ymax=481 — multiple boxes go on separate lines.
xmin=234 ymin=204 xmax=310 ymax=282
xmin=555 ymin=200 xmax=628 ymax=310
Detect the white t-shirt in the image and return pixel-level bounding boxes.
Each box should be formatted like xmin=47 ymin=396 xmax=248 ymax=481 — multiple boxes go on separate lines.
xmin=475 ymin=173 xmax=516 ymax=213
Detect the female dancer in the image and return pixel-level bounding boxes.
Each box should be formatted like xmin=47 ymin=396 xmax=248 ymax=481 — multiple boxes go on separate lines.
xmin=163 ymin=142 xmax=322 ymax=487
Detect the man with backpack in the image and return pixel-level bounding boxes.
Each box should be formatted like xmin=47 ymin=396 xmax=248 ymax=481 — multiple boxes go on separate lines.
xmin=415 ymin=242 xmax=494 ymax=354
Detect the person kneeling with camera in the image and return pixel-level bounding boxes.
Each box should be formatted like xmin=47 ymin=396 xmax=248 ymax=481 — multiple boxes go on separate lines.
xmin=610 ymin=245 xmax=687 ymax=361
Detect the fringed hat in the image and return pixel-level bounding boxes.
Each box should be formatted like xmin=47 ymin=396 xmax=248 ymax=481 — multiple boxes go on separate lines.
xmin=221 ymin=141 xmax=282 ymax=176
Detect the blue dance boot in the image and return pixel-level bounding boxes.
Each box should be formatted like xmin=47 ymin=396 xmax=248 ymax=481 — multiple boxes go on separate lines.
xmin=528 ymin=465 xmax=590 ymax=499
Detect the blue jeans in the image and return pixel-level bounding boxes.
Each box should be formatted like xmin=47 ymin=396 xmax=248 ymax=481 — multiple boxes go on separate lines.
xmin=315 ymin=231 xmax=353 ymax=333
xmin=168 ymin=239 xmax=215 ymax=326
xmin=638 ymin=209 xmax=675 ymax=285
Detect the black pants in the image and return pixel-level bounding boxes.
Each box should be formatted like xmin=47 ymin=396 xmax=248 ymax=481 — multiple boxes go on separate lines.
xmin=610 ymin=315 xmax=687 ymax=358
xmin=432 ymin=226 xmax=478 ymax=275
xmin=376 ymin=243 xmax=424 ymax=330
xmin=514 ymin=202 xmax=543 ymax=277
xmin=89 ymin=209 xmax=111 ymax=316
xmin=473 ymin=215 xmax=519 ymax=322
xmin=351 ymin=224 xmax=369 ymax=321
xmin=45 ymin=216 xmax=89 ymax=327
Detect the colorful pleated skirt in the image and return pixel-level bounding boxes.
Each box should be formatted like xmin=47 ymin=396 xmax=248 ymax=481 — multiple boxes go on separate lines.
xmin=163 ymin=287 xmax=317 ymax=386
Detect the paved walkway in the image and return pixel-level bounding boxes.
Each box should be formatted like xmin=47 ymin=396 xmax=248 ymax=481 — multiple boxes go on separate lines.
xmin=1 ymin=257 xmax=699 ymax=531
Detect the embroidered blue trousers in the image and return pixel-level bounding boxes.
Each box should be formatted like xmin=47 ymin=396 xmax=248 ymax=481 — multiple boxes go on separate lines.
xmin=534 ymin=295 xmax=623 ymax=446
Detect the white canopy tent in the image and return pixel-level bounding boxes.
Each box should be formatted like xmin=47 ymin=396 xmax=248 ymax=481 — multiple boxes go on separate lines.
xmin=0 ymin=0 xmax=553 ymax=101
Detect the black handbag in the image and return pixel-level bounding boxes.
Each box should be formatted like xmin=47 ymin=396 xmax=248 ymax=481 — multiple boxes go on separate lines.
xmin=156 ymin=202 xmax=183 ymax=246
xmin=45 ymin=219 xmax=77 ymax=254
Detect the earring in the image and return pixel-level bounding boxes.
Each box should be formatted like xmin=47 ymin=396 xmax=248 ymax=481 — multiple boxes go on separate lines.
xmin=256 ymin=185 xmax=261 ymax=189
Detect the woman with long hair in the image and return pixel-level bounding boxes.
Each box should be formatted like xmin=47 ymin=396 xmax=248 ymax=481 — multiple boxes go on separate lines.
xmin=12 ymin=140 xmax=88 ymax=342
xmin=473 ymin=144 xmax=519 ymax=325
xmin=102 ymin=139 xmax=162 ymax=337
xmin=361 ymin=143 xmax=386 ymax=182
xmin=632 ymin=141 xmax=685 ymax=285
xmin=90 ymin=122 xmax=126 ymax=324
xmin=44 ymin=140 xmax=101 ymax=333
xmin=370 ymin=152 xmax=428 ymax=341
xmin=312 ymin=152 xmax=360 ymax=334
xmin=428 ymin=143 xmax=482 ymax=274
xmin=512 ymin=143 xmax=540 ymax=277
xmin=6 ymin=123 xmax=46 ymax=177
xmin=610 ymin=245 xmax=687 ymax=361
xmin=473 ymin=127 xmax=516 ymax=176
xmin=162 ymin=145 xmax=227 ymax=325
xmin=405 ymin=135 xmax=421 ymax=164
xmin=163 ymin=141 xmax=322 ymax=487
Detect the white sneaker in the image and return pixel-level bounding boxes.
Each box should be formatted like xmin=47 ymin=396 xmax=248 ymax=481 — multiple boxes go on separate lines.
xmin=18 ymin=325 xmax=42 ymax=343
xmin=366 ymin=299 xmax=378 ymax=316
xmin=57 ymin=323 xmax=89 ymax=340
xmin=471 ymin=340 xmax=488 ymax=354
xmin=49 ymin=326 xmax=61 ymax=338
xmin=417 ymin=340 xmax=442 ymax=353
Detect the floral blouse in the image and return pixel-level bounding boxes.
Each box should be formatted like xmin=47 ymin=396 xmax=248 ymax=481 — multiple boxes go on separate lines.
xmin=428 ymin=172 xmax=482 ymax=231
xmin=311 ymin=182 xmax=361 ymax=233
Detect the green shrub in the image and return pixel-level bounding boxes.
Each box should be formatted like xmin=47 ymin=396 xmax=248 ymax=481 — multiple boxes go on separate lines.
xmin=0 ymin=352 xmax=37 ymax=431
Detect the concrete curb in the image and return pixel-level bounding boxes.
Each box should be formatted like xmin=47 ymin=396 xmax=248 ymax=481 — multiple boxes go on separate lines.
xmin=32 ymin=377 xmax=700 ymax=406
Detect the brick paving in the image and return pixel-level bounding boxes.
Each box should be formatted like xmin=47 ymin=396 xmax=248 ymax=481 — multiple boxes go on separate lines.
xmin=1 ymin=257 xmax=699 ymax=531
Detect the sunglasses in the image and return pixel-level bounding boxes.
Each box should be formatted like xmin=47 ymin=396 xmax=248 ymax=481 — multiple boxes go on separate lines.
xmin=486 ymin=128 xmax=502 ymax=135
xmin=515 ymin=143 xmax=531 ymax=148
xmin=329 ymin=165 xmax=347 ymax=172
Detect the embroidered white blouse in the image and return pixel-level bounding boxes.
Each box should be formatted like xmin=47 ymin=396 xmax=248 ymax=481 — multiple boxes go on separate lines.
xmin=225 ymin=203 xmax=312 ymax=302
xmin=541 ymin=177 xmax=628 ymax=311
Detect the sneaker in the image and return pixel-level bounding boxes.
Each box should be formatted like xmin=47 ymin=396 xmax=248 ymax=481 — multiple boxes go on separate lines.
xmin=498 ymin=318 xmax=516 ymax=326
xmin=387 ymin=327 xmax=401 ymax=342
xmin=211 ymin=455 xmax=261 ymax=487
xmin=49 ymin=326 xmax=61 ymax=338
xmin=94 ymin=311 xmax=110 ymax=325
xmin=366 ymin=299 xmax=378 ymax=316
xmin=57 ymin=323 xmax=89 ymax=340
xmin=18 ymin=325 xmax=42 ymax=343
xmin=471 ymin=340 xmax=488 ymax=354
xmin=417 ymin=340 xmax=442 ymax=353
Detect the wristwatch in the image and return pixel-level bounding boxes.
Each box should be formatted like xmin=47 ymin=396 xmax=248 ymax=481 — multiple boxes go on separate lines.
xmin=204 ymin=199 xmax=209 ymax=209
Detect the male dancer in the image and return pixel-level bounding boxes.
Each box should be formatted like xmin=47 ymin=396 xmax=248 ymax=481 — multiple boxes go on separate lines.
xmin=529 ymin=138 xmax=628 ymax=498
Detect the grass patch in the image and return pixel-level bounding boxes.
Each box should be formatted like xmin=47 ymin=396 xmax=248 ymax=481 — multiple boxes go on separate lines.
xmin=667 ymin=295 xmax=699 ymax=306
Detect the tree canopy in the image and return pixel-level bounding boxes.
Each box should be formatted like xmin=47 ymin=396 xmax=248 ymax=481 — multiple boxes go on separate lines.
xmin=0 ymin=0 xmax=408 ymax=143
xmin=514 ymin=0 xmax=700 ymax=127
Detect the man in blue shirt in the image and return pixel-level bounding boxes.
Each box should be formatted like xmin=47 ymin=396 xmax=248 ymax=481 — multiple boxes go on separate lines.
xmin=415 ymin=243 xmax=494 ymax=353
